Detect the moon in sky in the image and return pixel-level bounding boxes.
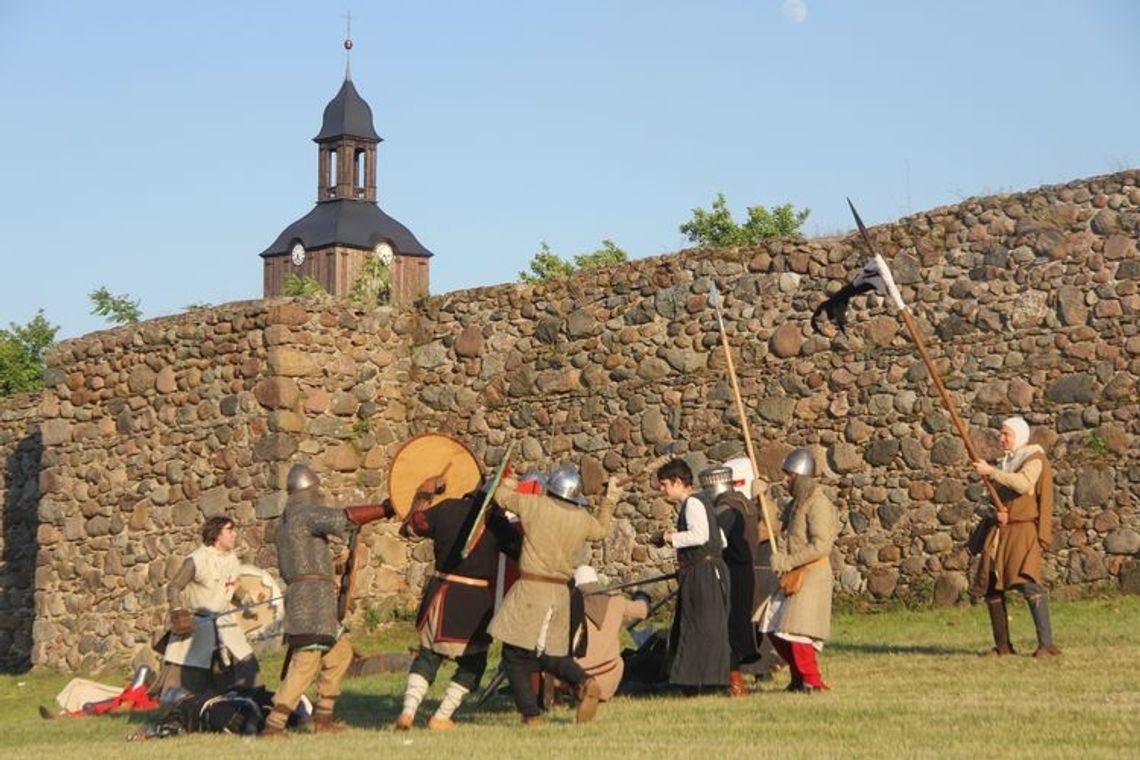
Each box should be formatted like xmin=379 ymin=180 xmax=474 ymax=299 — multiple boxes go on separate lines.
xmin=782 ymin=0 xmax=807 ymax=24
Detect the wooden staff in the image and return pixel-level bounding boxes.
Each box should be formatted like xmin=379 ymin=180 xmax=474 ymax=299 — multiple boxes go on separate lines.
xmin=707 ymin=282 xmax=780 ymax=557
xmin=847 ymin=199 xmax=1006 ymax=511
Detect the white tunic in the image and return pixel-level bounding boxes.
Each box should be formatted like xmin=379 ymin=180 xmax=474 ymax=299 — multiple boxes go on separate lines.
xmin=163 ymin=545 xmax=253 ymax=668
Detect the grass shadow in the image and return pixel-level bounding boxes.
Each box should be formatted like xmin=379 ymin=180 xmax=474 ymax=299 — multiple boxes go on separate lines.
xmin=829 ymin=641 xmax=978 ymax=656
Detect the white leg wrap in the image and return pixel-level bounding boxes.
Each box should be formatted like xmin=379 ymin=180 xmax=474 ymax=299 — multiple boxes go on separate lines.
xmin=402 ymin=673 xmax=430 ymax=717
xmin=433 ymin=681 xmax=470 ymax=720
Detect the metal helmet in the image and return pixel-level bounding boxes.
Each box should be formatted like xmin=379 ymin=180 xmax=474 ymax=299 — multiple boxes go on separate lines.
xmin=698 ymin=466 xmax=734 ymax=500
xmin=546 ymin=465 xmax=587 ymax=506
xmin=723 ymin=457 xmax=753 ymax=497
xmin=781 ymin=448 xmax=815 ymax=477
xmin=287 ymin=463 xmax=320 ymax=494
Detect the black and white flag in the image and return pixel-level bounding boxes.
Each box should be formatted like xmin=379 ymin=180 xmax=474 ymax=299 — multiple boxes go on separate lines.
xmin=811 ymin=253 xmax=906 ymax=335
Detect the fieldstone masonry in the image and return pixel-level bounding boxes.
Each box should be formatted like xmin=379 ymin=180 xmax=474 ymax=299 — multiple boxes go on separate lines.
xmin=1 ymin=170 xmax=1138 ymax=672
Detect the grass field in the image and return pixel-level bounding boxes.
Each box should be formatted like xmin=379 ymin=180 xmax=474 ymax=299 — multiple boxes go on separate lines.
xmin=2 ymin=595 xmax=1137 ymax=759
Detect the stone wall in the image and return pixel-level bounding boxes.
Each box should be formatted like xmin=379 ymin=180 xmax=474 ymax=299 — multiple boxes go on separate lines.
xmin=0 ymin=391 xmax=44 ymax=671
xmin=2 ymin=169 xmax=1138 ymax=672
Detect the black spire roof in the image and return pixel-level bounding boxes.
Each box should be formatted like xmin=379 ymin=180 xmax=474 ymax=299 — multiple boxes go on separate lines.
xmin=259 ymin=200 xmax=433 ymax=258
xmin=314 ymin=76 xmax=382 ymax=143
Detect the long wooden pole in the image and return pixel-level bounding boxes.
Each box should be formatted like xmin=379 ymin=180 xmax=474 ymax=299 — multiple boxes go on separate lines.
xmin=846 ymin=199 xmax=1006 ymax=512
xmin=709 ymin=284 xmax=780 ymax=557
xmin=897 ymin=309 xmax=1007 ymax=511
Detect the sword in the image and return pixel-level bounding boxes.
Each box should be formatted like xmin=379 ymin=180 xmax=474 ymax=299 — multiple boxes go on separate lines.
xmin=474 ymin=663 xmax=509 ymax=708
xmin=583 ymin=572 xmax=677 ymax=595
xmin=186 ymin=594 xmax=285 ymax=627
xmin=461 ymin=440 xmax=516 ymax=560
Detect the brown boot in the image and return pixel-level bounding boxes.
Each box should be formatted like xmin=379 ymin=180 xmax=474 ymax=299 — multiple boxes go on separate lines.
xmin=728 ymin=670 xmax=747 ymax=697
xmin=983 ymin=596 xmax=1015 ymax=656
xmin=521 ymin=715 xmax=544 ymax=727
xmin=1032 ymin=645 xmax=1062 ymax=659
xmin=393 ymin=712 xmax=414 ymax=730
xmin=312 ymin=713 xmax=348 ymax=733
xmin=575 ymin=678 xmax=602 ymax=724
xmin=427 ymin=715 xmax=457 ymax=730
xmin=261 ymin=704 xmax=292 ymax=737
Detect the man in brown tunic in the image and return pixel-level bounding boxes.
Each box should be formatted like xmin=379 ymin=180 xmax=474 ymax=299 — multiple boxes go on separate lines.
xmin=972 ymin=416 xmax=1060 ymax=657
xmin=570 ymin=565 xmax=649 ymax=701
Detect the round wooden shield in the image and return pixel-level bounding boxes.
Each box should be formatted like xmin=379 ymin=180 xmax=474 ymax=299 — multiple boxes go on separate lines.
xmin=235 ymin=564 xmax=285 ymax=643
xmin=387 ymin=433 xmax=482 ymax=517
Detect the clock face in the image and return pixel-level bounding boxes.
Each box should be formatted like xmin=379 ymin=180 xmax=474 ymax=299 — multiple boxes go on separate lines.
xmin=373 ymin=241 xmax=394 ymax=267
xmin=290 ymin=242 xmax=306 ymax=266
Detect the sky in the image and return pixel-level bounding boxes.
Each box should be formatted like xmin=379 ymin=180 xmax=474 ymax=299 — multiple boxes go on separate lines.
xmin=1 ymin=1 xmax=1138 ymax=341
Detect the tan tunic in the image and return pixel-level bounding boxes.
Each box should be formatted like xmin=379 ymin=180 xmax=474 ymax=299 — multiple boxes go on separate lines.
xmin=575 ymin=596 xmax=649 ymax=700
xmin=763 ymin=483 xmax=838 ymax=642
xmin=164 ymin=545 xmax=252 ymax=668
xmin=488 ymin=482 xmax=613 ymax=657
xmin=975 ymin=445 xmax=1054 ymax=591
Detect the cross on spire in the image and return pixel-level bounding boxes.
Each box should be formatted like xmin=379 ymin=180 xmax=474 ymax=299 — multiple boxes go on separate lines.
xmin=343 ymin=10 xmax=354 ymax=80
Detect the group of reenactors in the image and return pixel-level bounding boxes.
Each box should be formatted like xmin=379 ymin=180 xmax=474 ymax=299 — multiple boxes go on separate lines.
xmin=149 ymin=411 xmax=1059 ymax=736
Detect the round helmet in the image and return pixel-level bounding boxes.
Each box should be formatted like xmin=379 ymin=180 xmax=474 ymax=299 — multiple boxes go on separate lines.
xmin=287 ymin=463 xmax=320 ymax=494
xmin=546 ymin=465 xmax=587 ymax=506
xmin=698 ymin=466 xmax=734 ymax=500
xmin=781 ymin=448 xmax=815 ymax=477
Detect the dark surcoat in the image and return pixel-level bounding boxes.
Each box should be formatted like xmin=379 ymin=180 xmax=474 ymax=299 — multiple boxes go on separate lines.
xmin=715 ymin=490 xmax=760 ymax=665
xmin=403 ymin=495 xmax=521 ymax=647
xmin=668 ymin=494 xmax=731 ymax=687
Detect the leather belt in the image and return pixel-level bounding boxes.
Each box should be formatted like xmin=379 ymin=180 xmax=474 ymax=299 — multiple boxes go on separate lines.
xmin=434 ymin=571 xmax=489 ymax=588
xmin=677 ymin=554 xmax=714 ymax=574
xmin=290 ymin=573 xmax=336 ymax=587
xmin=519 ymin=572 xmax=569 ymax=585
xmin=792 ymin=557 xmax=829 ymax=573
xmin=584 ymin=659 xmax=620 ymax=677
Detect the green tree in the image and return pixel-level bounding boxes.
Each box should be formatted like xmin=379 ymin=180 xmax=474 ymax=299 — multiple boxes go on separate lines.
xmin=0 ymin=310 xmax=59 ymax=397
xmin=573 ymin=239 xmax=628 ymax=269
xmin=519 ymin=242 xmax=576 ymax=283
xmin=348 ymin=256 xmax=392 ymax=309
xmin=519 ymin=240 xmax=628 ymax=283
xmin=89 ymin=286 xmax=142 ymax=325
xmin=680 ymin=193 xmax=810 ymax=246
xmin=283 ymin=273 xmax=330 ymax=300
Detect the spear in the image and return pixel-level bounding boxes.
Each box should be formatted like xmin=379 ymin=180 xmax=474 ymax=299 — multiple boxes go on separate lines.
xmin=845 ymin=199 xmax=1006 ymax=512
xmin=707 ymin=282 xmax=780 ymax=557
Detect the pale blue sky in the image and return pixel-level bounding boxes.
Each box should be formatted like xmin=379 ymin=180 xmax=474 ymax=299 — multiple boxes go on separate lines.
xmin=2 ymin=1 xmax=1137 ymax=340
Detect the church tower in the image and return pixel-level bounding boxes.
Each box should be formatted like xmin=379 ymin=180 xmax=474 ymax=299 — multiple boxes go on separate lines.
xmin=260 ymin=36 xmax=432 ymax=303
